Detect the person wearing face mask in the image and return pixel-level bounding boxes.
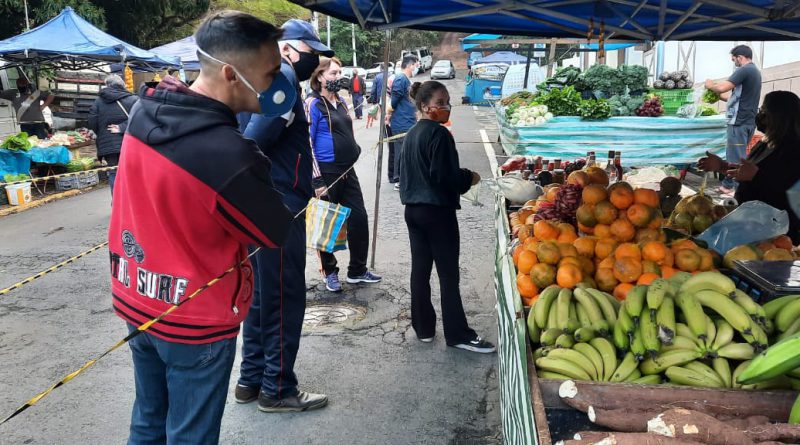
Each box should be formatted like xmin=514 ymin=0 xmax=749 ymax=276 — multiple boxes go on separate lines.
xmin=399 ymin=81 xmax=496 ymax=354
xmin=698 ymin=91 xmax=800 ymax=242
xmin=108 ymin=11 xmax=294 ymax=444
xmin=389 ymin=55 xmax=421 ymax=191
xmin=234 ymin=19 xmax=333 ymax=414
xmin=0 ymin=77 xmax=55 ymax=139
xmin=705 ymin=45 xmax=762 ymax=195
xmin=306 ymin=57 xmax=382 ymax=292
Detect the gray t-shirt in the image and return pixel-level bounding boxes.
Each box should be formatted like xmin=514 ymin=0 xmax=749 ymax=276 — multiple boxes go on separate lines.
xmin=0 ymin=89 xmax=49 ymax=123
xmin=726 ymin=62 xmax=761 ymax=126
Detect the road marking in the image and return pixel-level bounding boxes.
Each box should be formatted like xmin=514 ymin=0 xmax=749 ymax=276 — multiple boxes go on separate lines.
xmin=480 ymin=129 xmax=499 ymax=179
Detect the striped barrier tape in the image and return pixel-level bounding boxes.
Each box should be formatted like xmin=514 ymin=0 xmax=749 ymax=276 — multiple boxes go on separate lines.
xmin=0 ymin=242 xmax=109 ymax=296
xmin=0 ymin=167 xmax=118 ymax=187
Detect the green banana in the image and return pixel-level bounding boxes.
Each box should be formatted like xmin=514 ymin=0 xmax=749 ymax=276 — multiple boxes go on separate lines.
xmin=536 ymin=356 xmax=591 ymax=381
xmin=647 ymin=279 xmax=669 ymax=311
xmin=566 ymin=317 xmax=582 ymax=335
xmin=740 ymin=322 xmax=769 ymax=350
xmin=732 ymin=289 xmax=767 ymax=326
xmin=741 ymin=375 xmax=794 ymax=390
xmin=534 ymin=285 xmax=561 ymax=328
xmin=534 ymin=347 xmax=552 ymax=360
xmin=612 ymin=318 xmax=630 ymax=352
xmin=629 ymin=328 xmax=646 ymax=362
xmin=712 ymin=357 xmax=732 ymax=388
xmin=693 ymin=289 xmax=753 ymax=335
xmin=661 ymin=336 xmax=704 ymax=354
xmin=666 ymin=365 xmax=725 ymax=388
xmin=603 ymin=291 xmax=621 ymax=311
xmin=633 ymin=375 xmax=662 ymax=385
xmin=617 ymin=302 xmax=636 ymax=334
xmin=573 ymin=342 xmax=604 ymax=381
xmin=590 ymin=337 xmax=618 ymax=382
xmin=656 ymin=296 xmax=676 ymax=345
xmin=640 ymin=349 xmax=703 ymax=375
xmin=585 ymin=288 xmax=618 ymax=325
xmin=575 ymin=301 xmax=592 ymax=327
xmin=789 ymin=394 xmax=800 ymax=424
xmin=624 ymin=367 xmax=642 ymax=382
xmin=546 ymin=300 xmax=559 ymax=331
xmin=684 ymin=360 xmax=726 ymax=387
xmin=610 ymin=352 xmax=639 ymax=382
xmin=640 ymin=306 xmax=660 ymax=359
xmin=547 ymin=347 xmax=599 ymax=380
xmin=764 ymin=294 xmax=800 ymax=320
xmin=527 ymin=309 xmax=540 ymax=343
xmin=574 ymin=288 xmax=605 ymax=324
xmin=732 ymin=360 xmax=752 ymax=389
xmin=675 ymin=292 xmax=708 ymax=340
xmin=738 ymin=333 xmax=800 ymax=384
xmin=764 ymin=318 xmax=776 ymax=335
xmin=555 ymin=333 xmax=575 ymax=349
xmin=789 ymin=367 xmax=800 ymax=379
xmin=626 ymin=285 xmax=647 ymax=323
xmin=716 ymin=342 xmax=757 ymax=360
xmin=556 ymin=288 xmax=573 ymax=332
xmin=710 ymin=319 xmax=735 ymax=353
xmin=779 ymin=318 xmax=800 ymax=341
xmin=591 ymin=319 xmax=611 ymax=337
xmin=676 ymin=323 xmax=704 ymax=349
xmin=668 ymin=271 xmax=693 ymax=287
xmin=574 ymin=327 xmax=597 ymax=343
xmin=790 ymin=377 xmax=800 ymax=390
xmin=540 ymin=328 xmax=562 ymax=347
xmin=776 ymin=298 xmax=800 ymax=333
xmin=538 ymin=371 xmax=571 ymax=380
xmin=703 ymin=315 xmax=717 ymax=350
xmin=679 ymin=271 xmax=736 ymax=297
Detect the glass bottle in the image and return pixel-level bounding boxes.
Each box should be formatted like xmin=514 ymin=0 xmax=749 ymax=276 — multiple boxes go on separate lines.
xmin=614 ymin=152 xmax=623 ymax=183
xmin=604 ymin=150 xmax=616 ymax=181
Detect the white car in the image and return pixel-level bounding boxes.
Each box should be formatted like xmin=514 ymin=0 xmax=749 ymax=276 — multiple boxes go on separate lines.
xmin=430 ymin=60 xmax=456 ymax=79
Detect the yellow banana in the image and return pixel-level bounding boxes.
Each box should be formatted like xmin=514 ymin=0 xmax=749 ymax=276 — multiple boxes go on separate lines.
xmin=732 ymin=289 xmax=766 ymax=326
xmin=617 ymin=301 xmax=636 ymax=334
xmin=640 ymin=305 xmax=660 ymax=359
xmin=573 ymin=327 xmax=597 ymax=343
xmin=717 ymin=342 xmax=757 ymax=360
xmin=684 ymin=361 xmax=726 ymax=387
xmin=779 ymin=318 xmax=800 ymax=341
xmin=536 ymin=356 xmax=591 ymax=381
xmin=610 ymin=352 xmax=638 ymax=382
xmin=647 ymin=279 xmax=669 ymax=311
xmin=538 ymin=371 xmax=571 ymax=380
xmin=547 ymin=348 xmax=599 ymax=381
xmin=703 ymin=315 xmax=717 ymax=350
xmin=668 ymin=271 xmax=693 ymax=287
xmin=676 ymin=323 xmax=705 ymax=349
xmin=693 ymin=289 xmax=753 ymax=334
xmin=590 ymin=337 xmax=617 ymax=382
xmin=732 ymin=360 xmax=752 ymax=388
xmin=547 ymin=300 xmax=560 ymax=330
xmin=591 ymin=319 xmax=611 ymax=337
xmin=533 ymin=285 xmax=561 ymax=328
xmin=527 ymin=308 xmax=540 ymax=343
xmin=679 ymin=271 xmax=736 ymax=297
xmin=575 ymin=302 xmax=592 ymax=327
xmin=539 ymin=328 xmax=562 ymax=347
xmin=656 ymin=296 xmax=676 ymax=345
xmin=612 ymin=318 xmax=630 ymax=352
xmin=574 ymin=288 xmax=605 ymax=325
xmin=776 ymin=298 xmax=800 ymax=333
xmin=534 ymin=347 xmax=552 ymax=360
xmin=574 ymin=343 xmax=604 ymax=381
xmin=625 ymin=285 xmax=647 ymax=322
xmin=630 ymin=325 xmax=646 ymax=361
xmin=675 ymin=292 xmax=708 ymax=340
xmin=624 ymin=367 xmax=642 ymax=382
xmin=555 ymin=333 xmax=575 ymax=349
xmin=712 ymin=357 xmax=732 ymax=388
xmin=661 ymin=335 xmax=703 ymax=354
xmin=640 ymin=349 xmax=702 ymax=375
xmin=632 ymin=375 xmax=662 ymax=385
xmin=710 ymin=319 xmax=734 ymax=353
xmin=556 ymin=288 xmax=573 ymax=332
xmin=585 ymin=288 xmax=618 ymax=324
xmin=666 ymin=365 xmax=725 ymax=388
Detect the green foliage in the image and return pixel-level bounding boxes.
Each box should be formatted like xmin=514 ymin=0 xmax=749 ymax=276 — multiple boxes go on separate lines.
xmin=536 ymin=86 xmax=582 ymax=116
xmin=0 ymin=0 xmax=105 ymax=39
xmin=97 ymin=0 xmax=210 ymax=48
xmin=582 ymin=64 xmax=625 ymax=97
xmin=3 ymin=173 xmax=31 ymax=183
xmin=578 ymin=98 xmax=612 ymax=120
xmin=210 ymin=0 xmax=308 ymax=26
xmin=318 ymin=19 xmax=440 ymax=67
xmin=702 ymin=89 xmax=721 ymax=104
xmin=608 ymin=94 xmax=644 ymax=117
xmin=618 ymin=65 xmax=648 ymax=94
xmin=1 ymin=132 xmax=32 ymax=151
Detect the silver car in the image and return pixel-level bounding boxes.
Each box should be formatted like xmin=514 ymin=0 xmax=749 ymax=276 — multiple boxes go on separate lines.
xmin=430 ymin=60 xmax=455 ymax=80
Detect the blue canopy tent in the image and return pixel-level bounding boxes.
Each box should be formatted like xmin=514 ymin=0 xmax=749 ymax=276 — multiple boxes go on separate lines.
xmin=462 ymin=33 xmax=502 ymax=51
xmin=475 ymin=51 xmax=528 ymax=65
xmin=0 ymin=7 xmax=179 ymax=70
xmin=150 ymin=36 xmax=200 ymax=71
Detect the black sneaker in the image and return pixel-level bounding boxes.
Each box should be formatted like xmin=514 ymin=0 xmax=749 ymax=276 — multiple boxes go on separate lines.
xmin=234 ymin=384 xmax=259 ymax=404
xmin=258 ymin=390 xmax=328 ymax=413
xmin=449 ymin=336 xmax=496 ymax=354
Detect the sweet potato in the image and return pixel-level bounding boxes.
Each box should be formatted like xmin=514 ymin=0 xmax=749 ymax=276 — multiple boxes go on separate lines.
xmin=587 ymin=406 xmax=658 ymax=432
xmin=746 ymin=423 xmax=800 ymax=442
xmin=649 ymin=408 xmax=756 ymax=445
xmin=564 ymin=433 xmax=706 ymax=444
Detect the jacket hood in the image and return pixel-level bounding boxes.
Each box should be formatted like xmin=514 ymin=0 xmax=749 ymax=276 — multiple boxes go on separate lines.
xmin=99 ymin=85 xmax=134 ymax=103
xmin=130 ymin=78 xmax=238 ymax=147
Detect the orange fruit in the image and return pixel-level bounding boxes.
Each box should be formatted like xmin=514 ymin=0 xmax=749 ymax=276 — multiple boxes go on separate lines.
xmin=557 ymin=264 xmax=584 ymax=289
xmin=615 ymin=243 xmax=642 ymax=261
xmin=675 ymin=249 xmax=701 ymax=272
xmin=613 ymin=283 xmax=635 ymax=301
xmin=637 ymin=272 xmax=660 ymax=285
xmin=567 ymin=170 xmax=591 ymax=187
xmin=577 ymin=222 xmax=595 ymax=235
xmin=558 ymin=243 xmax=580 ymax=258
xmin=578 ymin=255 xmax=595 ymax=275
xmin=595 ymin=239 xmax=618 ymax=260
xmin=613 ymin=257 xmax=643 ymax=283
xmin=636 ymin=228 xmax=664 ymax=243
xmin=642 ymin=241 xmax=669 ymax=263
xmin=608 ymin=182 xmax=635 ymax=210
xmin=576 ymin=204 xmax=598 ymax=228
xmin=597 ymin=255 xmax=615 ymax=270
xmin=517 ymin=274 xmax=539 ymax=301
xmin=595 ymin=268 xmax=619 ymax=292
xmin=582 ymin=184 xmax=608 ymax=205
xmin=545 ymin=187 xmax=560 ymax=202
xmin=556 ymin=222 xmax=576 ymax=235
xmin=594 ymin=201 xmax=619 ymax=225
xmin=594 ymin=223 xmax=612 ymax=239
xmin=517 ymin=250 xmax=538 ymax=274
xmin=585 ymin=166 xmax=610 ymax=186
xmin=558 ymin=230 xmax=579 ymax=244
xmin=697 ymin=249 xmax=714 ymax=271
xmin=534 ymin=220 xmax=560 ymax=241
xmin=573 ymin=237 xmax=597 ymax=257
xmin=518 ymin=224 xmax=534 ymax=243
xmin=642 ymin=260 xmax=661 ymax=276
xmin=634 ymin=188 xmax=660 ymax=208
xmin=530 ymin=263 xmax=557 ymax=288
xmin=773 ymin=235 xmax=794 ymax=251
xmin=524 ymin=238 xmax=540 ymax=253
xmin=661 ymin=249 xmax=675 ymax=267
xmin=559 ymin=256 xmax=582 ymax=269
xmin=513 ymin=245 xmax=524 ymax=265
xmin=757 ymin=241 xmax=777 ymax=254
xmin=627 ymin=203 xmax=655 ymax=228
xmin=521 ymin=293 xmax=537 ymax=307
xmin=648 ymin=214 xmax=664 ymax=230
xmin=661 ymin=266 xmax=678 ymax=279
xmin=671 ymin=239 xmax=699 ymax=255
xmin=610 ymin=219 xmax=636 ymax=242
xmin=536 ymin=241 xmax=562 ymax=265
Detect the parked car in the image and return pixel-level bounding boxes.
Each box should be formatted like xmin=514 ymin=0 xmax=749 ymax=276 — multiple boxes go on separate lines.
xmin=365 ymin=62 xmax=393 ymax=77
xmin=430 ymin=60 xmax=456 ymax=79
xmin=401 ymin=47 xmax=432 ymax=72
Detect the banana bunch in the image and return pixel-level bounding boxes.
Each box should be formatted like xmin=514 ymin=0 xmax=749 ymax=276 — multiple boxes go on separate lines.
xmin=527 ymin=286 xmax=619 ymax=348
xmin=764 ymin=295 xmax=800 ymax=341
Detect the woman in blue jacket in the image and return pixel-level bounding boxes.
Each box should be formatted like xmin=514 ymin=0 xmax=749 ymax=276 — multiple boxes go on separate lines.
xmin=307 ymin=57 xmax=382 ymax=292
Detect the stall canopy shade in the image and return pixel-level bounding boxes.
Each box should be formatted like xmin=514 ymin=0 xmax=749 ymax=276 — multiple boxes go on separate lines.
xmin=291 ymin=0 xmax=800 ymax=41
xmin=0 ymin=7 xmax=180 ymax=67
xmin=150 ymin=36 xmax=199 ymax=71
xmin=476 ymin=51 xmax=528 ymax=64
xmin=462 ymin=33 xmax=502 ymax=50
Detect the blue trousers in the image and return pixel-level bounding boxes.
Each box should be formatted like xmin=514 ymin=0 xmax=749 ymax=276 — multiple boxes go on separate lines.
xmin=238 ymin=217 xmax=307 ymax=398
xmin=352 ymin=93 xmax=364 ymax=118
xmin=126 ymin=324 xmax=237 ymax=445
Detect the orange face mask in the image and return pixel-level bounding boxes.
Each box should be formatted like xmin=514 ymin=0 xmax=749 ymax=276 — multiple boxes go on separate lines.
xmin=427 ymin=105 xmax=451 ymax=124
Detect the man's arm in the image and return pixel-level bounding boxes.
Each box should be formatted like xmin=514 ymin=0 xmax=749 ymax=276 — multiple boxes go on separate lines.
xmin=704 ymin=79 xmax=735 ymax=94
xmin=391 ymin=76 xmax=406 ymax=110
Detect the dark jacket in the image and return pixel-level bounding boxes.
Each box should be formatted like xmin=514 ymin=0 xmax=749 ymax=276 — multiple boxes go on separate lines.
xmin=307 ymin=92 xmax=361 ymax=175
xmin=88 ymin=85 xmax=138 ymax=157
xmin=400 ymin=119 xmax=474 ymax=209
xmin=735 ymin=139 xmax=800 ymax=242
xmin=349 ymin=75 xmax=366 ymax=95
xmin=109 ymin=78 xmax=292 ymax=344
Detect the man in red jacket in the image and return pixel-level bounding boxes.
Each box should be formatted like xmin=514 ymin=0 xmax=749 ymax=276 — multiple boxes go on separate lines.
xmin=108 ymin=11 xmax=293 ymax=444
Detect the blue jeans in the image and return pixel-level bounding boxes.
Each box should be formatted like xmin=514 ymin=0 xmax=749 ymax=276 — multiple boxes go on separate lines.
xmin=126 ymin=324 xmax=237 ymax=445
xmin=352 ymin=93 xmax=364 ymax=118
xmin=724 ymin=124 xmax=755 ymax=189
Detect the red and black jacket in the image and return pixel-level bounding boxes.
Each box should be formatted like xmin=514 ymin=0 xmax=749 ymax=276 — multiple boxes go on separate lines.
xmin=109 ymin=78 xmax=292 ymax=344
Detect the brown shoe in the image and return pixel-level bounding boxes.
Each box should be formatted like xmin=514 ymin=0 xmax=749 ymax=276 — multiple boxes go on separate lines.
xmin=234 ymin=384 xmax=259 ymax=404
xmin=257 ymin=390 xmax=328 ymax=412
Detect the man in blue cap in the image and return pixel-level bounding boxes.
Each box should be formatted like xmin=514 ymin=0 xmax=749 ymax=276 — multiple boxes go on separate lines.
xmin=235 ymin=19 xmax=333 ymax=413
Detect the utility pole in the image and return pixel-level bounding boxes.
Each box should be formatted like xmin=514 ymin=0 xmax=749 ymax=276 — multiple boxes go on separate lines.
xmin=351 ymin=23 xmax=358 ymax=66
xmin=326 ymin=15 xmax=331 ymax=48
xmin=23 ymin=0 xmax=30 ymax=31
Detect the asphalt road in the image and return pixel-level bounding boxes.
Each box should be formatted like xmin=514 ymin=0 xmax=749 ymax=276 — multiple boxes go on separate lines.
xmin=0 ymin=71 xmax=503 ymax=445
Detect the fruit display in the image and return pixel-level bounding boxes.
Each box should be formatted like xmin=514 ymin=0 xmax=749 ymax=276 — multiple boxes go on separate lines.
xmin=507 ymin=104 xmax=554 ymax=127
xmin=723 ymin=235 xmax=797 ymax=268
xmin=635 ymin=95 xmax=664 ymax=117
xmin=667 ymin=190 xmax=727 ymax=236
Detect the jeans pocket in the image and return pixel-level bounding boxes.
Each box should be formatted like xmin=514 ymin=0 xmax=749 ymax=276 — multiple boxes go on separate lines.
xmin=159 ymin=339 xmax=231 ymax=369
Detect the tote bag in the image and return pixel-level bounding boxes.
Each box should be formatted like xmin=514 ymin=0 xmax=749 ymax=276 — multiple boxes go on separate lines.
xmin=306 ymin=197 xmax=351 ymax=253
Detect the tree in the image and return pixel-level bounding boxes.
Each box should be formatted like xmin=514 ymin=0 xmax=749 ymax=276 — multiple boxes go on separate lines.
xmin=97 ymin=0 xmax=210 ymax=48
xmin=0 ymin=0 xmax=105 ymax=40
xmin=210 ymin=0 xmax=308 ymax=25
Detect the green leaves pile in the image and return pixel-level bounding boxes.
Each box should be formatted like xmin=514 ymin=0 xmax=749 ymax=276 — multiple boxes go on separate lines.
xmin=582 ymin=65 xmax=625 ymax=97
xmin=66 ymin=157 xmax=97 ymax=173
xmin=1 ymin=132 xmax=32 ymax=152
xmin=608 ymin=95 xmax=645 ymax=117
xmin=578 ymin=99 xmax=612 ymax=120
xmin=537 ymin=86 xmax=583 ymax=117
xmin=702 ymin=89 xmax=721 ymax=104
xmin=3 ymin=173 xmax=30 ymax=183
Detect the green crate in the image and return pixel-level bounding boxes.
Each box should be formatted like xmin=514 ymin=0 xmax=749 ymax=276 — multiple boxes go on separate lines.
xmin=653 ymin=89 xmax=694 ymax=115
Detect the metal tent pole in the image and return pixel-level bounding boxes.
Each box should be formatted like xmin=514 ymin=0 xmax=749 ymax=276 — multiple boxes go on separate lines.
xmin=523 ymin=44 xmax=533 ymax=89
xmin=370 ymin=31 xmax=391 ymax=270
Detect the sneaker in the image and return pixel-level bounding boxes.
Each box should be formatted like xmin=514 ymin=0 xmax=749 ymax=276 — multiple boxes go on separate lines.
xmin=325 ymin=273 xmax=342 ymax=292
xmin=449 ymin=336 xmax=496 ymax=354
xmin=258 ymin=390 xmax=328 ymax=413
xmin=346 ymin=270 xmax=383 ymax=284
xmin=393 ymin=183 xmax=400 ymax=191
xmin=234 ymin=384 xmax=259 ymax=404
xmin=418 ymin=336 xmax=434 ymax=343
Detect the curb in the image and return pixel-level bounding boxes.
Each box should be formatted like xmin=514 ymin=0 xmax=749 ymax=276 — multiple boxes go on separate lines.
xmin=0 ymin=185 xmax=104 ymax=217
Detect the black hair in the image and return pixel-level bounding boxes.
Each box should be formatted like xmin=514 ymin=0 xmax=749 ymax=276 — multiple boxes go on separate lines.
xmin=411 ymin=80 xmax=447 ymax=111
xmin=195 ymin=10 xmax=283 ymax=66
xmin=761 ymin=91 xmax=800 ymax=147
xmin=401 ymin=55 xmax=419 ymax=69
xmin=731 ymin=45 xmax=753 ymax=59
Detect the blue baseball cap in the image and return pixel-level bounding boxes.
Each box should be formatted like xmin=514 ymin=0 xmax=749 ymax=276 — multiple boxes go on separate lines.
xmin=281 ymin=19 xmax=334 ymax=57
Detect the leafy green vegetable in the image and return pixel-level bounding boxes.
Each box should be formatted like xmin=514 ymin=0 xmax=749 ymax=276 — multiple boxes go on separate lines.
xmin=66 ymin=157 xmax=96 ymax=172
xmin=1 ymin=132 xmax=32 ymax=152
xmin=3 ymin=173 xmax=30 ymax=183
xmin=582 ymin=65 xmax=625 ymax=97
xmin=618 ymin=65 xmax=649 ymax=94
xmin=537 ymin=86 xmax=582 ymax=116
xmin=699 ymin=104 xmax=718 ymax=116
xmin=578 ymin=99 xmax=612 ymax=120
xmin=702 ymin=89 xmax=720 ymax=104
xmin=607 ymin=94 xmax=644 ymax=116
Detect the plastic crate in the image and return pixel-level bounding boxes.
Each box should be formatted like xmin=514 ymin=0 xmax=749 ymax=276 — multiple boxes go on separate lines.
xmin=652 ymin=88 xmax=694 ymax=115
xmin=56 ymin=171 xmax=99 ymax=191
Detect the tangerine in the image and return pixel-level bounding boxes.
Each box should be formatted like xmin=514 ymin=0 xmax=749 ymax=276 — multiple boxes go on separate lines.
xmin=613 ymin=257 xmax=643 ymax=283
xmin=609 ymin=182 xmax=635 ymax=210
xmin=595 ymin=239 xmax=618 ymax=260
xmin=536 ymin=241 xmax=562 ymax=265
xmin=567 ymin=170 xmax=591 ymax=187
xmin=545 ymin=186 xmax=560 ymax=202
xmin=627 ymin=203 xmax=655 ymax=228
xmin=634 ymin=188 xmax=660 ymax=208
xmin=671 ymin=239 xmax=699 ymax=255
xmin=757 ymin=241 xmax=777 ymax=254
xmin=661 ymin=249 xmax=675 ymax=268
xmin=577 ymin=222 xmax=595 ymax=235
xmin=573 ymin=237 xmax=597 ymax=257
xmin=517 ymin=274 xmax=539 ymax=301
xmin=518 ymin=224 xmax=534 ymax=243
xmin=613 ymin=283 xmax=635 ymax=301
xmin=615 ymin=242 xmax=642 ymax=261
xmin=597 ymin=255 xmax=615 ymax=269
xmin=610 ymin=219 xmax=636 ymax=242
xmin=636 ymin=228 xmax=664 ymax=243
xmin=576 ymin=204 xmax=598 ymax=228
xmin=661 ymin=266 xmax=678 ymax=279
xmin=558 ymin=230 xmax=579 ymax=244
xmin=517 ymin=250 xmax=538 ymax=274
xmin=648 ymin=213 xmax=664 ymax=230
xmin=773 ymin=235 xmax=794 ymax=251
xmin=642 ymin=260 xmax=661 ymax=276
xmin=557 ymin=264 xmax=584 ymax=288
xmin=558 ymin=243 xmax=579 ymax=258
xmin=582 ymin=184 xmax=609 ymax=205
xmin=594 ymin=223 xmax=612 ymax=239
xmin=595 ymin=268 xmax=619 ymax=292
xmin=534 ymin=220 xmax=560 ymax=241
xmin=578 ymin=255 xmax=595 ymax=275
xmin=642 ymin=241 xmax=669 ymax=263
xmin=637 ymin=272 xmax=660 ymax=285
xmin=530 ymin=263 xmax=557 ymax=288
xmin=594 ymin=201 xmax=619 ymax=225
xmin=675 ymin=249 xmax=701 ymax=272
xmin=559 ymin=256 xmax=582 ymax=269
xmin=697 ymin=249 xmax=714 ymax=271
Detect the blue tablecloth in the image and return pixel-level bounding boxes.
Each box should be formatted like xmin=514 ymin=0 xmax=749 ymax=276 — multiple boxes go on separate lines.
xmin=0 ymin=145 xmax=71 ymax=178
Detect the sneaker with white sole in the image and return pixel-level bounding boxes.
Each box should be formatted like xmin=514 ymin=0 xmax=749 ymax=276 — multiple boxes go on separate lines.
xmin=418 ymin=336 xmax=434 ymax=343
xmin=325 ymin=273 xmax=342 ymax=292
xmin=346 ymin=270 xmax=382 ymax=284
xmin=393 ymin=183 xmax=400 ymax=191
xmin=449 ymin=336 xmax=496 ymax=354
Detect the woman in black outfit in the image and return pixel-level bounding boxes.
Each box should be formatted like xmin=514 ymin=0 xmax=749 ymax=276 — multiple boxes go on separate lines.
xmin=399 ymin=80 xmax=495 ymax=353
xmin=699 ymin=90 xmax=800 ymax=242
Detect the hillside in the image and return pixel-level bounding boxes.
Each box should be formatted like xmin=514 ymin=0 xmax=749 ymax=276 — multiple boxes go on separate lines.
xmin=433 ymin=32 xmax=469 ymax=68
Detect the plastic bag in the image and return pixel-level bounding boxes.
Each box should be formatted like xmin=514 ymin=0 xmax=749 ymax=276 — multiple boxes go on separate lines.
xmin=696 ymin=200 xmax=789 ymax=254
xmin=483 ymin=173 xmax=543 ymax=205
xmin=306 ymin=198 xmax=351 ymax=253
xmin=461 ymin=180 xmax=483 ymax=207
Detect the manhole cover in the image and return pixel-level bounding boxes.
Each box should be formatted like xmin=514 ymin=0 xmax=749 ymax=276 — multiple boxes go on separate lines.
xmin=304 ymin=304 xmax=365 ymax=327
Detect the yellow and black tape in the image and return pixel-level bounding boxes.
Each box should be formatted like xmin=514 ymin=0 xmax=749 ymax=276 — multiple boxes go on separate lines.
xmin=0 ymin=167 xmax=119 ymax=187
xmin=0 ymin=242 xmax=109 ymax=297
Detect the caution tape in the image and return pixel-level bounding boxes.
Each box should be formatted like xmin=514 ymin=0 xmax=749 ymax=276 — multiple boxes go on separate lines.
xmin=0 ymin=167 xmax=118 ymax=187
xmin=0 ymin=242 xmax=109 ymax=297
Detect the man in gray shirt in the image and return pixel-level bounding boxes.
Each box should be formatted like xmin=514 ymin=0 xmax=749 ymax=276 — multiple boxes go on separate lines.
xmin=705 ymin=45 xmax=762 ymax=193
